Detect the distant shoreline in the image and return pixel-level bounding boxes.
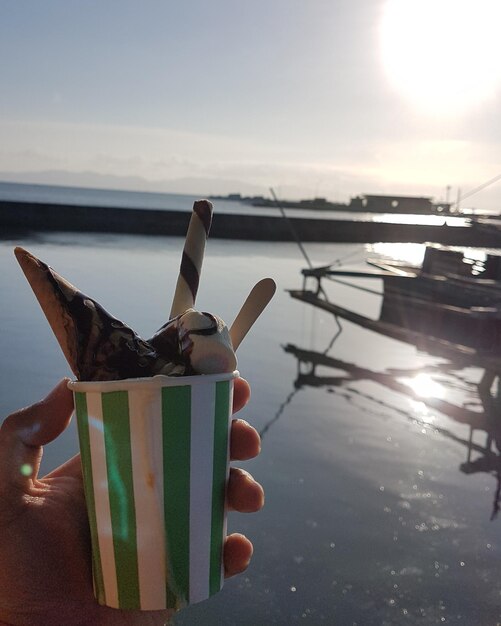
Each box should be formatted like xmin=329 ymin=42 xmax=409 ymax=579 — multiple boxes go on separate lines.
xmin=209 ymin=192 xmax=459 ymax=216
xmin=2 ymin=199 xmax=501 ymax=247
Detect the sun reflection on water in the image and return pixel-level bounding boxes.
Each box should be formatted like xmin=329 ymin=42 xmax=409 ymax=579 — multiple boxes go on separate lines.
xmin=402 ymin=373 xmax=447 ymax=427
xmin=368 ymin=242 xmax=426 ymax=266
xmin=404 ymin=373 xmax=446 ymax=400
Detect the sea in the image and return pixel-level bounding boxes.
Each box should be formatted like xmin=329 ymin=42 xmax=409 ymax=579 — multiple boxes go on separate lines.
xmin=1 ymin=182 xmax=501 ymax=624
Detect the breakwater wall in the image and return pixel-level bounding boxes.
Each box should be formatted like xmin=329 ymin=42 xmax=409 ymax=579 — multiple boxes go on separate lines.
xmin=1 ymin=200 xmax=500 ymax=247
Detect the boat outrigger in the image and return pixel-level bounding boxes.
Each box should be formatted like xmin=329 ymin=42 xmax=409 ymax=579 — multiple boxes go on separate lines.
xmin=288 ymin=244 xmax=501 ymax=372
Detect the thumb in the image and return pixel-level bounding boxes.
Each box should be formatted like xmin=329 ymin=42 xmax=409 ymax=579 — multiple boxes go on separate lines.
xmin=0 ymin=379 xmax=74 ymax=495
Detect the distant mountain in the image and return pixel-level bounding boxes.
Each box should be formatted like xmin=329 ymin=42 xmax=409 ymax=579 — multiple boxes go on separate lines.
xmin=0 ymin=169 xmax=267 ymax=198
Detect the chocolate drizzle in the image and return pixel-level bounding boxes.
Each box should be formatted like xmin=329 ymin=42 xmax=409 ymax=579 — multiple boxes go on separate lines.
xmin=188 ymin=312 xmax=219 ymax=336
xmin=149 ymin=311 xmax=219 ymax=375
xmin=148 ymin=315 xmax=194 ymax=374
xmin=180 ymin=251 xmax=199 ymax=301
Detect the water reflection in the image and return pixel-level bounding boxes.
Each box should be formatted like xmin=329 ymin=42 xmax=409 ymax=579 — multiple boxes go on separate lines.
xmin=403 ymin=373 xmax=445 ymax=399
xmin=369 ymin=241 xmax=426 ymax=267
xmin=276 ymin=340 xmax=501 ymax=520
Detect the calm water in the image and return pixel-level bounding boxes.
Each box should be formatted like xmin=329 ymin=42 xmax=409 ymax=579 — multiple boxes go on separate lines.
xmin=2 ymin=228 xmax=501 ymax=623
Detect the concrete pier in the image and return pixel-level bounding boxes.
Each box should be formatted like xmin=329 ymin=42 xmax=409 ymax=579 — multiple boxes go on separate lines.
xmin=1 ymin=199 xmax=500 ymax=247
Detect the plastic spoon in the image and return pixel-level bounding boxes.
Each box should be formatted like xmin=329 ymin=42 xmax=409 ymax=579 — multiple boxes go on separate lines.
xmin=230 ymin=278 xmax=276 ymax=350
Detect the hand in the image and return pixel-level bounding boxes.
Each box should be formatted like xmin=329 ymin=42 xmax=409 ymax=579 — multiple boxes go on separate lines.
xmin=0 ymin=378 xmax=263 ymax=626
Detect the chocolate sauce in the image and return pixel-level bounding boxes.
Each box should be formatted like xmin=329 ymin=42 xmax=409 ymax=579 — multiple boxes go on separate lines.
xmin=149 ymin=311 xmax=219 ymax=375
xmin=189 ymin=312 xmax=219 ymax=336
xmin=179 ymin=251 xmax=199 ymax=301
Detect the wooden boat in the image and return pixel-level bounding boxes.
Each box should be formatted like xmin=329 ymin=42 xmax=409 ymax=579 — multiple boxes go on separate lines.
xmin=289 ymin=244 xmax=501 ymax=369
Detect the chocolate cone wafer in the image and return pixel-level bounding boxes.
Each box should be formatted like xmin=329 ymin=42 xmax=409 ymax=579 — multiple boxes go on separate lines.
xmin=15 ymin=247 xmax=81 ymax=375
xmin=14 ymin=247 xmax=180 ymax=381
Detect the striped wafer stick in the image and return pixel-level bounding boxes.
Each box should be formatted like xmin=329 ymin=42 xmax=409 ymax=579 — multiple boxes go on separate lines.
xmin=170 ymin=200 xmax=213 ymax=318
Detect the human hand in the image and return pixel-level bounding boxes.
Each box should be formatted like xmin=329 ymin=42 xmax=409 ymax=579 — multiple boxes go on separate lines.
xmin=0 ymin=378 xmax=263 ymax=626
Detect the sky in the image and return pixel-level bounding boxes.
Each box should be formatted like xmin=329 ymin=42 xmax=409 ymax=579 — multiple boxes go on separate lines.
xmin=1 ymin=0 xmax=501 ymax=210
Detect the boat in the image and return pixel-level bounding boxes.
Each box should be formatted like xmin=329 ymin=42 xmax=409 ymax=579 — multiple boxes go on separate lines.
xmin=288 ymin=244 xmax=501 ymax=369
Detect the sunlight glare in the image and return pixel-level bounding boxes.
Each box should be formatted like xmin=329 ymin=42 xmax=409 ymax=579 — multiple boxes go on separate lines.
xmin=380 ymin=0 xmax=501 ymax=114
xmin=404 ymin=373 xmax=445 ymax=399
xmin=369 ymin=242 xmax=426 ymax=266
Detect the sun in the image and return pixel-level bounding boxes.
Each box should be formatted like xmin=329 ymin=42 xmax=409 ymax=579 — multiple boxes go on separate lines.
xmin=379 ymin=0 xmax=501 ymax=115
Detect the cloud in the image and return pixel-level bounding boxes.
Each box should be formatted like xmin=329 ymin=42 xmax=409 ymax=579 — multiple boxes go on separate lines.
xmin=0 ymin=148 xmax=66 ymax=171
xmin=0 ymin=119 xmax=500 ymax=210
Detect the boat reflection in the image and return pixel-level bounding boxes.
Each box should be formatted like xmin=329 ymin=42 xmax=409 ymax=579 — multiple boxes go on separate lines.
xmin=277 ymin=342 xmax=501 ymax=520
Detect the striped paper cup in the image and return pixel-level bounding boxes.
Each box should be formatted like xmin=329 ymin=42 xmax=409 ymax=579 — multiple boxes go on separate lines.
xmin=68 ymin=371 xmax=237 ymax=611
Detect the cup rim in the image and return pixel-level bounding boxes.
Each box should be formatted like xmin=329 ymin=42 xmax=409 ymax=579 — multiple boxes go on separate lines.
xmin=68 ymin=370 xmax=239 ymax=393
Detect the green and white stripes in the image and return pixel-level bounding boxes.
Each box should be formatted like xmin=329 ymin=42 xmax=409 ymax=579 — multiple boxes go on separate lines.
xmin=72 ymin=374 xmax=234 ymax=610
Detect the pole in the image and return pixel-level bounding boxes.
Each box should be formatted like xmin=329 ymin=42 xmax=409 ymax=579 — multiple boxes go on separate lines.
xmin=270 ymin=187 xmax=313 ymax=269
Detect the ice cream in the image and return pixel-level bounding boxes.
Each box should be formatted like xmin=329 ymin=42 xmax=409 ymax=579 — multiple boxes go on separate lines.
xmin=14 ymin=248 xmax=236 ymax=381
xmin=150 ymin=308 xmax=235 ymax=376
xmin=14 ymin=199 xmax=274 ymax=382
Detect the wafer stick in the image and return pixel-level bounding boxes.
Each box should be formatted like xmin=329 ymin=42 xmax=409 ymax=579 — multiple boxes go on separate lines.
xmin=170 ymin=199 xmax=213 ymax=318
